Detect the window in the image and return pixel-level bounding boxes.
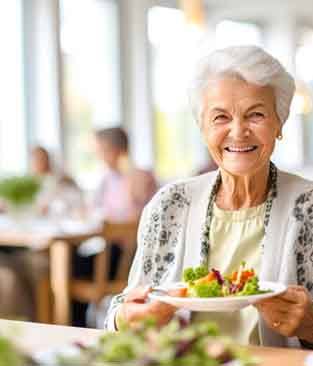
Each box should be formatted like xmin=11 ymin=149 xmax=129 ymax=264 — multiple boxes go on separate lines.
xmin=148 ymin=6 xmax=206 ymax=181
xmin=295 ymin=28 xmax=313 ymax=165
xmin=215 ymin=20 xmax=263 ymax=48
xmin=148 ymin=10 xmax=264 ymax=181
xmin=0 ymin=0 xmax=26 ymax=175
xmin=60 ymin=0 xmax=121 ymax=188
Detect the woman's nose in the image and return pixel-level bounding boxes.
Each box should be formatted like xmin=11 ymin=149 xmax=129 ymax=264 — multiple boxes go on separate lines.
xmin=228 ymin=117 xmax=250 ymax=139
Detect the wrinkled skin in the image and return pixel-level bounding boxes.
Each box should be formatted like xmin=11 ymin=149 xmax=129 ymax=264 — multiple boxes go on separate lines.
xmin=255 ymin=285 xmax=313 ymax=341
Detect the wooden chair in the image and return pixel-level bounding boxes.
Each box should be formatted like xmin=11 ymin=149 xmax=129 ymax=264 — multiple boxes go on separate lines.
xmin=70 ymin=221 xmax=139 ymax=304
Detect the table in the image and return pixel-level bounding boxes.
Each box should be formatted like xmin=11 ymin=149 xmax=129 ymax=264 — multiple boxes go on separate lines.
xmin=0 ymin=216 xmax=102 ymax=325
xmin=0 ymin=320 xmax=310 ymax=366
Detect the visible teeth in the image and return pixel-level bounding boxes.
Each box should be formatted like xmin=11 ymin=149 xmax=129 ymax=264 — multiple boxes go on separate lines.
xmin=226 ymin=146 xmax=256 ymax=152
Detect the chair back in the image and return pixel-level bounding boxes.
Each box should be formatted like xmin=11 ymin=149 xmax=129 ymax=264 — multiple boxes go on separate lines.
xmin=71 ymin=221 xmax=139 ymax=304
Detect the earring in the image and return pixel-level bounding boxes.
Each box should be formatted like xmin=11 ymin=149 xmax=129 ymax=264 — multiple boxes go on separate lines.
xmin=277 ymin=134 xmax=283 ymax=140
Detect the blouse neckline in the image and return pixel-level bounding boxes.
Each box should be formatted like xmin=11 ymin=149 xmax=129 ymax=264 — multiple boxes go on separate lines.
xmin=213 ymin=202 xmax=267 ymax=221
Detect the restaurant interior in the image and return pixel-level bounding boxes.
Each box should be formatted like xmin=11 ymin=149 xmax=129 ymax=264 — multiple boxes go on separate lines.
xmin=1 ymin=0 xmax=313 ymax=365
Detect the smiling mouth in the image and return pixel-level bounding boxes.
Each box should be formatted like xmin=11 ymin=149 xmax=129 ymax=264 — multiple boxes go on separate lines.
xmin=224 ymin=146 xmax=258 ymax=153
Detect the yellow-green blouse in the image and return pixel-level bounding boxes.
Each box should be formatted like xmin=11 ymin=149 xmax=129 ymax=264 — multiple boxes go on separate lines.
xmin=192 ymin=202 xmax=266 ymax=345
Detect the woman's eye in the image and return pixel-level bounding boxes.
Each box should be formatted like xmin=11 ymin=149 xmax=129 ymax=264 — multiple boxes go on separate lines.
xmin=248 ymin=112 xmax=265 ymax=120
xmin=213 ymin=115 xmax=229 ymax=123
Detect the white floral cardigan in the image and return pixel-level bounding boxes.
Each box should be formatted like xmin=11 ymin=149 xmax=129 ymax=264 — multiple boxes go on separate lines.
xmin=105 ymin=168 xmax=313 ymax=348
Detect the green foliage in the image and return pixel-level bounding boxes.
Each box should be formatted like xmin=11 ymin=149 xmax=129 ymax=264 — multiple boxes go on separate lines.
xmin=0 ymin=336 xmax=24 ymax=366
xmin=237 ymin=277 xmax=266 ymax=296
xmin=183 ymin=266 xmax=209 ymax=283
xmin=194 ymin=266 xmax=209 ymax=279
xmin=190 ymin=281 xmax=223 ymax=298
xmin=0 ymin=176 xmax=41 ymax=207
xmin=183 ymin=267 xmax=196 ymax=282
xmin=58 ymin=318 xmax=255 ymax=366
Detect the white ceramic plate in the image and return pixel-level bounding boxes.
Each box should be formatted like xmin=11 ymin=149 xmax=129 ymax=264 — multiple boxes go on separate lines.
xmin=148 ymin=281 xmax=286 ymax=312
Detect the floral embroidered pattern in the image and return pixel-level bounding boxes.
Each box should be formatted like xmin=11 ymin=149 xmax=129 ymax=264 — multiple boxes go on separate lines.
xmin=104 ymin=182 xmax=191 ymax=329
xmin=293 ymin=189 xmax=313 ymax=293
xmin=140 ymin=183 xmax=191 ymax=285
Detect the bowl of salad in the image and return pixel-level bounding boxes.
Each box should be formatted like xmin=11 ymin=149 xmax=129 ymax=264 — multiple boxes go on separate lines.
xmin=35 ymin=319 xmax=257 ymax=366
xmin=149 ymin=262 xmax=286 ymax=312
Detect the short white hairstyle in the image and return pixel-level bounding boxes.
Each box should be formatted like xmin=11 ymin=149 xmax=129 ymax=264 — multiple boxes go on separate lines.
xmin=189 ymin=45 xmax=296 ymax=128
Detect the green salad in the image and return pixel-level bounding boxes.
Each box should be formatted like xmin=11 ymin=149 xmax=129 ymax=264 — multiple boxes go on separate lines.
xmin=56 ymin=319 xmax=257 ymax=366
xmin=0 ymin=320 xmax=257 ymax=366
xmin=0 ymin=334 xmax=33 ymax=366
xmin=182 ymin=262 xmax=270 ymax=298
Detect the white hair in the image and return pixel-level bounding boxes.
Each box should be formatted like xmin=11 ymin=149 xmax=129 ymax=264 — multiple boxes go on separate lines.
xmin=189 ymin=45 xmax=296 ymax=128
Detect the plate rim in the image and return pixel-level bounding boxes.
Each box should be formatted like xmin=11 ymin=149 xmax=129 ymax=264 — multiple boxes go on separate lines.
xmin=148 ymin=280 xmax=287 ymax=304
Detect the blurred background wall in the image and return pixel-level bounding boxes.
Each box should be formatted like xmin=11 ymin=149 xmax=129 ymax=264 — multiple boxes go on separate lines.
xmin=2 ymin=0 xmax=313 ymax=188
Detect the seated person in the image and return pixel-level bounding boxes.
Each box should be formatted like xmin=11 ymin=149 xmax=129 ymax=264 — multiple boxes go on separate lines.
xmin=0 ymin=147 xmax=83 ymax=322
xmin=30 ymin=146 xmax=84 ymax=218
xmin=92 ymin=127 xmax=157 ymax=222
xmin=90 ymin=127 xmax=157 ymax=276
xmin=73 ymin=127 xmax=157 ymax=326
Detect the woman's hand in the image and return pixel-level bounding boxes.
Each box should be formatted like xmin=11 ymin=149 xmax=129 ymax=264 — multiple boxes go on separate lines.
xmin=116 ymin=286 xmax=183 ymax=329
xmin=255 ymin=285 xmax=313 ymax=342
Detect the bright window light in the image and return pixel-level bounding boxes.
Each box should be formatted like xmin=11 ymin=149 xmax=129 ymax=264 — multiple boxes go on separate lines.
xmin=60 ymin=0 xmax=121 ymax=188
xmin=148 ymin=6 xmax=207 ymax=180
xmin=0 ymin=0 xmax=26 ymax=175
xmin=215 ymin=20 xmax=263 ymax=48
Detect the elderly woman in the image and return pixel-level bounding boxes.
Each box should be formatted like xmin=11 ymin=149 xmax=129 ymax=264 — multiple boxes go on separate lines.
xmin=105 ymin=46 xmax=313 ymax=348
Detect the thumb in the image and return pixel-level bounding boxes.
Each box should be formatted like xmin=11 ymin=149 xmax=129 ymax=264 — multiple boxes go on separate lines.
xmin=125 ymin=286 xmax=152 ymax=303
xmin=167 ymin=287 xmax=188 ymax=297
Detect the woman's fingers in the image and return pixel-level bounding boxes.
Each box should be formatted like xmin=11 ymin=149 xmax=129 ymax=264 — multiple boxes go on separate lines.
xmin=120 ymin=286 xmax=178 ymax=328
xmin=124 ymin=286 xmax=151 ymax=303
xmin=255 ymin=285 xmax=312 ymax=338
xmin=125 ymin=300 xmax=176 ymax=326
xmin=277 ymin=286 xmax=309 ymax=304
xmin=256 ymin=305 xmax=298 ymax=336
xmin=255 ymin=296 xmax=292 ymax=312
xmin=167 ymin=287 xmax=188 ymax=297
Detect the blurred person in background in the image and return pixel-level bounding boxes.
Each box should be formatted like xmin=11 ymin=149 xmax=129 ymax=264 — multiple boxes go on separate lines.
xmin=0 ymin=147 xmax=85 ymax=322
xmin=30 ymin=146 xmax=84 ymax=219
xmin=0 ymin=146 xmax=85 ymax=322
xmin=91 ymin=127 xmax=157 ymax=279
xmin=30 ymin=145 xmax=53 ymax=177
xmin=92 ymin=127 xmax=157 ymax=222
xmin=73 ymin=127 xmax=157 ymax=326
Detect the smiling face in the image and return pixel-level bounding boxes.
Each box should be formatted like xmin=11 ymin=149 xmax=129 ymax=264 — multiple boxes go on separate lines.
xmin=201 ymin=77 xmax=281 ymax=177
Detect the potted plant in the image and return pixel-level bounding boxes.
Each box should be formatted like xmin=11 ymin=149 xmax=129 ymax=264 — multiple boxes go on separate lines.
xmin=0 ymin=175 xmax=41 ymax=220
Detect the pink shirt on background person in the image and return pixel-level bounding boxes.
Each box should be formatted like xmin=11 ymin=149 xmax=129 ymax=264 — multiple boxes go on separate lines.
xmin=93 ymin=170 xmax=131 ymax=222
xmin=93 ymin=169 xmax=157 ymax=222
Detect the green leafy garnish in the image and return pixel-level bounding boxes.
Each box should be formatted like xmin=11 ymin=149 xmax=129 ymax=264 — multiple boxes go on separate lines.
xmin=183 ymin=267 xmax=197 ymax=282
xmin=183 ymin=266 xmax=209 ymax=283
xmin=237 ymin=277 xmax=266 ymax=296
xmin=190 ymin=281 xmax=223 ymax=298
xmin=194 ymin=266 xmax=209 ymax=279
xmin=0 ymin=335 xmax=26 ymax=366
